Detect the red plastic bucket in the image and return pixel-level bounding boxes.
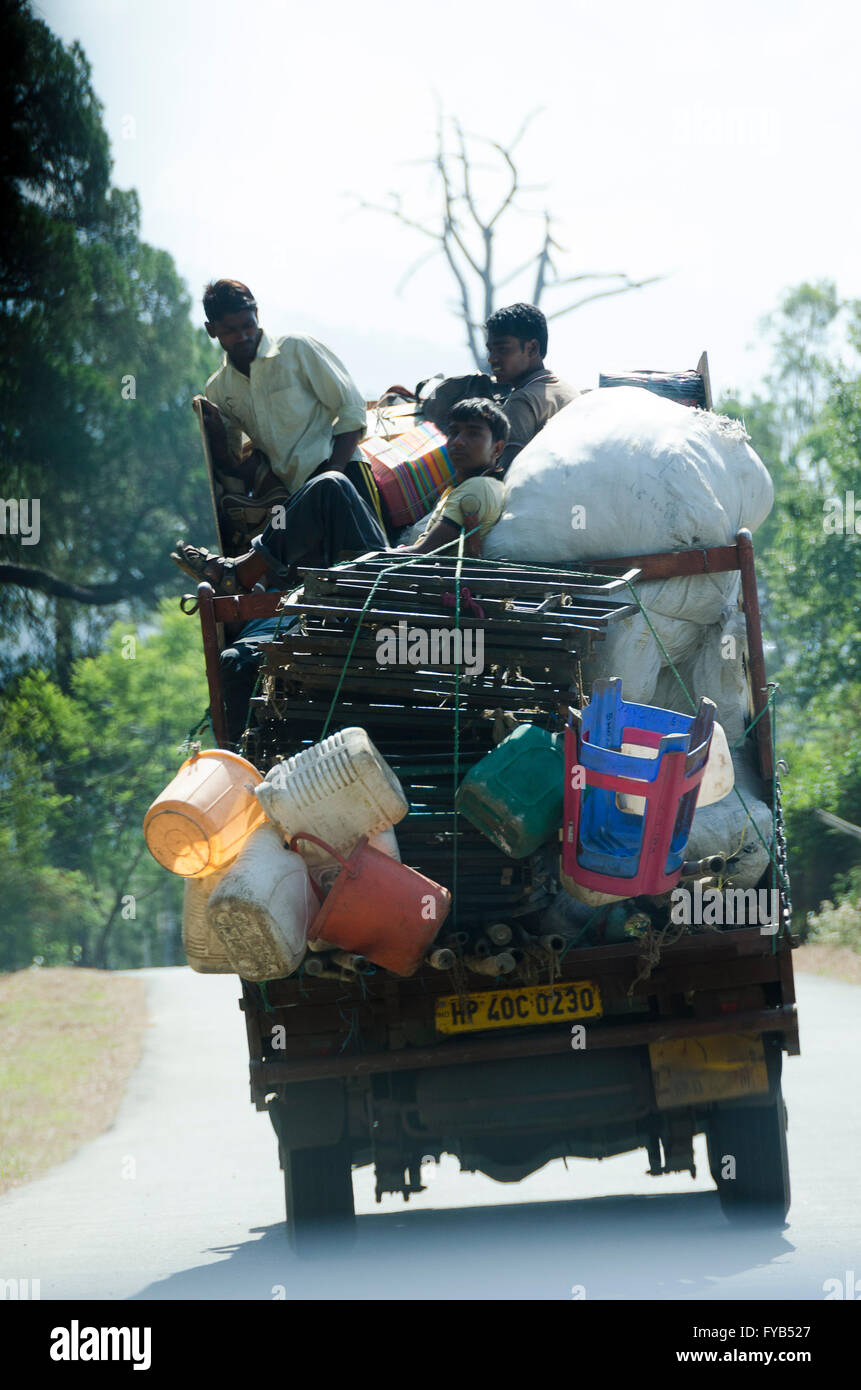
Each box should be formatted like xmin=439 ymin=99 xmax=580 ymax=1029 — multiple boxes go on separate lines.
xmin=290 ymin=832 xmax=450 ymax=976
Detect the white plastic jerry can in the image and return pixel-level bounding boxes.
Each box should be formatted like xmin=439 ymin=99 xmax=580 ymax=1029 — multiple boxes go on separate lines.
xmin=205 ymin=823 xmax=317 ymax=982
xmin=255 ymin=726 xmax=409 ymax=865
xmin=182 ymin=868 xmax=237 ymax=973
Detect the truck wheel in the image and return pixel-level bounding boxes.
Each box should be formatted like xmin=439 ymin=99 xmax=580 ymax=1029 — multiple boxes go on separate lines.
xmin=283 ymin=1138 xmax=356 ymax=1255
xmin=707 ymin=1088 xmax=790 ymax=1224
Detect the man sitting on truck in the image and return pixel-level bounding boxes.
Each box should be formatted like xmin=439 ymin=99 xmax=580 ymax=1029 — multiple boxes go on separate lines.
xmin=172 ymin=278 xmax=389 ymax=583
xmin=201 ymin=399 xmax=509 ymax=745
xmin=185 ymin=398 xmax=509 ymax=594
xmin=485 ymin=302 xmax=578 ymax=473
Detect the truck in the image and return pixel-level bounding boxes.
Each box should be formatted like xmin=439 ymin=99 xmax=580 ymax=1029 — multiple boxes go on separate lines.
xmin=191 ymin=526 xmax=797 ymax=1255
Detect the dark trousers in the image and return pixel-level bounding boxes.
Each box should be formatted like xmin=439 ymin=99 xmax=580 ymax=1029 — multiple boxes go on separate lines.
xmin=250 ymin=470 xmax=387 ymax=583
xmin=220 ymin=472 xmax=388 ymax=744
xmin=220 ymin=613 xmax=283 ymax=748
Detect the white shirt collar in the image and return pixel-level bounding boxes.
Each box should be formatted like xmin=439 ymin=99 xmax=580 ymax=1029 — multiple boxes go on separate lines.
xmin=254 ymin=328 xmax=280 ymax=360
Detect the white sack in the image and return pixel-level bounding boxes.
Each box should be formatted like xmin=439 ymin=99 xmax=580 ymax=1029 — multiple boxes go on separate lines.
xmin=484 ymin=386 xmax=772 ymax=741
xmin=686 ymin=744 xmax=774 ymax=890
xmin=485 ymin=386 xmax=773 ymax=565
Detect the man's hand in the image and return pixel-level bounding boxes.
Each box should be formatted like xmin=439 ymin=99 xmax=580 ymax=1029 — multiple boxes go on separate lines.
xmin=325 ymin=428 xmax=363 ymax=474
xmin=194 ymin=396 xmax=230 ymax=465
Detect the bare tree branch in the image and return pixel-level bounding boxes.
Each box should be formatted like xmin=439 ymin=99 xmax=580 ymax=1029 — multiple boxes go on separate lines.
xmin=532 ymin=212 xmax=555 ymax=304
xmin=486 ymin=137 xmax=519 ymax=231
xmin=815 ymin=808 xmax=861 ymax=841
xmin=546 ymin=276 xmax=665 ymax=321
xmin=453 ymin=120 xmax=484 ymax=238
xmin=547 ymin=270 xmax=652 ymax=289
xmin=436 ymin=128 xmax=483 ymax=278
xmin=0 ymin=563 xmax=151 ymax=604
xmin=351 ymin=110 xmax=661 ymax=369
xmin=353 ymin=193 xmax=442 ymax=244
xmin=440 ymin=215 xmax=482 ymax=364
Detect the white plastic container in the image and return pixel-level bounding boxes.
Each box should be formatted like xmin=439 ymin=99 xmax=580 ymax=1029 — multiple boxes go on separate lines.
xmin=206 ymin=823 xmax=316 ymax=981
xmin=255 ymin=727 xmax=409 ymax=867
xmin=182 ymin=869 xmax=237 ymax=974
xmin=617 ymin=720 xmax=734 ymax=815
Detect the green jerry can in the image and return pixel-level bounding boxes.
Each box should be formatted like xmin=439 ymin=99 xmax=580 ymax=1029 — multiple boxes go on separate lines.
xmin=455 ymin=723 xmax=565 ymax=859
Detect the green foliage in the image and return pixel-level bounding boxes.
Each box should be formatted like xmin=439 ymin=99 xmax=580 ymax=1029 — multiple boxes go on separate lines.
xmin=779 ymin=687 xmax=861 ymax=916
xmin=0 ymin=0 xmax=216 ymax=684
xmin=758 ymin=279 xmax=841 ymax=453
xmin=721 ymin=281 xmax=861 ymax=920
xmin=806 ymin=866 xmax=861 ymax=953
xmin=0 ymin=603 xmax=211 ymax=970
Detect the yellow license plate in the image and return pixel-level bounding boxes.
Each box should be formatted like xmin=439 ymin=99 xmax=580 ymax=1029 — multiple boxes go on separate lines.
xmin=649 ymin=1033 xmax=769 ymax=1109
xmin=435 ymin=980 xmax=603 ymax=1035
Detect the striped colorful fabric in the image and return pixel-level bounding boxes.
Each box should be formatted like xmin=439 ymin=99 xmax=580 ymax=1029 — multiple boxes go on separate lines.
xmin=359 ymin=421 xmax=455 ymax=527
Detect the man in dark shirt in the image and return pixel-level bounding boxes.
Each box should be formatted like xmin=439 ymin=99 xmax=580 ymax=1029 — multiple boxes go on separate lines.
xmin=485 ymin=302 xmax=578 ymax=472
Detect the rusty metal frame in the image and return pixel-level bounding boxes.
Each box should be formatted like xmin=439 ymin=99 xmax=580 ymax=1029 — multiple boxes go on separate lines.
xmin=191 ymin=530 xmax=794 ymax=1100
xmin=195 ymin=529 xmax=773 ymax=781
xmin=196 ymin=582 xmax=283 ymax=748
xmin=250 ymin=1006 xmax=798 ymax=1086
xmin=580 ymin=528 xmax=772 ymax=781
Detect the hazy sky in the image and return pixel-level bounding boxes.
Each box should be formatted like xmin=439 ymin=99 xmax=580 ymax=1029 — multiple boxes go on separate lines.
xmin=40 ymin=0 xmax=861 ymax=399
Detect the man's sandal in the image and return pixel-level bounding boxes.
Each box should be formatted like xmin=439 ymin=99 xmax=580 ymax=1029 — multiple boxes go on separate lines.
xmin=170 ymin=542 xmax=242 ymax=595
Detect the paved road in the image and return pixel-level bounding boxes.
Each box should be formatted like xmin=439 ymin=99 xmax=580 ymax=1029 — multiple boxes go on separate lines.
xmin=1 ymin=966 xmax=858 ymax=1301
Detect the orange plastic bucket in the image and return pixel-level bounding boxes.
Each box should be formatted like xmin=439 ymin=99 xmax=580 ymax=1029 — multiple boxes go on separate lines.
xmin=144 ymin=749 xmax=265 ymax=877
xmin=291 ymin=832 xmax=450 ymax=976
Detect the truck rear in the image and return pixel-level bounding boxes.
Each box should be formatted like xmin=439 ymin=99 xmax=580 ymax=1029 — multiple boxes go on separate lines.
xmin=195 ymin=533 xmax=796 ymax=1252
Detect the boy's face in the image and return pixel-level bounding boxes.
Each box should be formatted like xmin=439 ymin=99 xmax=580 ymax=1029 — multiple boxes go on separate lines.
xmin=205 ymin=308 xmax=262 ymax=370
xmin=447 ymin=416 xmax=504 ymax=474
xmin=486 ymin=333 xmax=540 ymax=385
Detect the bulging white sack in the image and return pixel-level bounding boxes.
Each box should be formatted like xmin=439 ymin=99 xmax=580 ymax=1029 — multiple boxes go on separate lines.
xmin=485 ymin=387 xmax=772 ymax=734
xmin=485 ymin=386 xmax=772 ymax=565
xmin=685 ymin=744 xmax=774 ymax=890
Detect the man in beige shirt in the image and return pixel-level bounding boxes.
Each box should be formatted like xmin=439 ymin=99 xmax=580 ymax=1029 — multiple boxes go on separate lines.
xmin=195 ymin=278 xmax=385 ymax=527
xmin=485 ymin=302 xmax=578 ymax=472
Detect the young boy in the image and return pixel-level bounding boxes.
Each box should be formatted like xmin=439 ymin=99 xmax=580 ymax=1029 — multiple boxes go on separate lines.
xmin=400 ymin=398 xmax=509 ymax=555
xmin=485 ymin=302 xmax=578 ymax=472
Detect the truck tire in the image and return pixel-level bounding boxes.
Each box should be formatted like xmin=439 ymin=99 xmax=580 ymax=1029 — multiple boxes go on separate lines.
xmin=283 ymin=1138 xmax=356 ymax=1254
xmin=707 ymin=1087 xmax=790 ymax=1225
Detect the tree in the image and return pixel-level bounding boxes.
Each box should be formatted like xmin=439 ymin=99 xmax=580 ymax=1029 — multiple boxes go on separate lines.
xmin=0 ymin=602 xmax=211 ymax=971
xmin=355 ymin=113 xmax=661 ymax=369
xmin=759 ymin=280 xmax=841 ymax=460
xmin=719 ymin=284 xmax=861 ymax=706
xmin=719 ymin=284 xmax=861 ymax=918
xmin=0 ymin=0 xmax=216 ymax=685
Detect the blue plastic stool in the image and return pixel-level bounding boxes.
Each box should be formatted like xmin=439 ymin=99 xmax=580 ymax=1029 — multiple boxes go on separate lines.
xmin=563 ymin=678 xmax=715 ymax=895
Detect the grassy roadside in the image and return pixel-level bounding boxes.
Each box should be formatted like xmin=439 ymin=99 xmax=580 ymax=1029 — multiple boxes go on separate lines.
xmin=793 ymin=942 xmax=861 ymax=986
xmin=0 ymin=966 xmax=148 ymax=1196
